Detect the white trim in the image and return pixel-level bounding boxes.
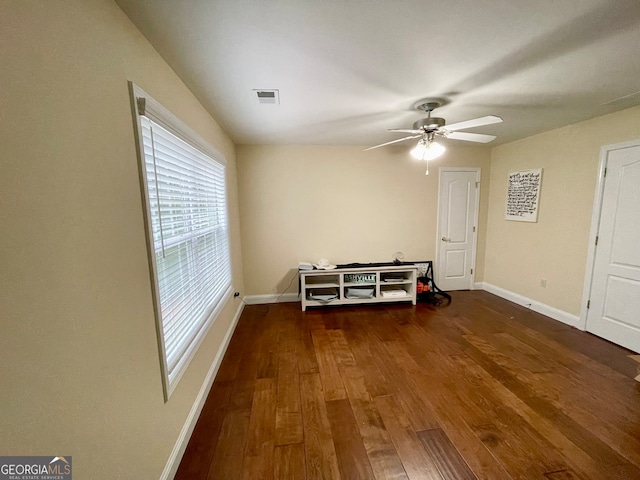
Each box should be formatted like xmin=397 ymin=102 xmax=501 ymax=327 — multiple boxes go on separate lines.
xmin=436 ymin=167 xmax=481 ymax=290
xmin=243 ymin=293 xmax=300 ymax=305
xmin=580 ymin=138 xmax=640 ymax=332
xmin=477 ymin=282 xmax=580 ymax=328
xmin=159 ymin=300 xmax=244 ymax=480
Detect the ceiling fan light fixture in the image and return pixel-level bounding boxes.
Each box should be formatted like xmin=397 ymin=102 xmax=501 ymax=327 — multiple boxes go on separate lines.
xmin=410 ymin=139 xmax=445 ymax=160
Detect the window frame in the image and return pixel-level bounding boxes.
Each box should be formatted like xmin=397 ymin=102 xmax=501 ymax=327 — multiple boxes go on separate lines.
xmin=128 ymin=82 xmax=233 ymax=401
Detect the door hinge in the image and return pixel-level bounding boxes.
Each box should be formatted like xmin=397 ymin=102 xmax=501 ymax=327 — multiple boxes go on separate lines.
xmin=595 ymin=236 xmax=599 ymax=246
xmin=587 ymin=300 xmax=590 ymax=309
xmin=475 ymin=181 xmax=479 ymax=188
xmin=470 ymin=268 xmax=474 ymax=275
xmin=473 ymin=226 xmax=476 ymax=232
xmin=604 ymin=167 xmax=607 ymax=177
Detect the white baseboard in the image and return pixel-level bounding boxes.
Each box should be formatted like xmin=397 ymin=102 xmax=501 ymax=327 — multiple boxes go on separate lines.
xmin=243 ymin=293 xmax=299 ymax=305
xmin=475 ymin=282 xmax=580 ymax=328
xmin=159 ymin=300 xmax=245 ymax=480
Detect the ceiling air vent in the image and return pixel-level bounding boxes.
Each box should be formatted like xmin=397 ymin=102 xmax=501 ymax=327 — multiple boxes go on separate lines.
xmin=253 ymin=89 xmax=280 ymax=104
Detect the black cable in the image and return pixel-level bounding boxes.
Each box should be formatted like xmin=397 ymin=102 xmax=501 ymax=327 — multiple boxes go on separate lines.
xmin=273 ymin=269 xmax=300 ymax=304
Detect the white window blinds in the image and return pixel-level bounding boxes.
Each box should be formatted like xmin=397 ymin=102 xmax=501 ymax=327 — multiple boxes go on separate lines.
xmin=131 ymin=85 xmax=232 ymax=399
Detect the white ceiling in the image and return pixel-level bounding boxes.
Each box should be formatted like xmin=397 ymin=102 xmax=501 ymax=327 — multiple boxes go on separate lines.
xmin=116 ymin=0 xmax=640 ymax=148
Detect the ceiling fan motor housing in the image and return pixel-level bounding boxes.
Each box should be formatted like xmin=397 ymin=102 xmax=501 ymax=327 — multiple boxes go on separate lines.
xmin=413 ymin=117 xmax=446 ymax=131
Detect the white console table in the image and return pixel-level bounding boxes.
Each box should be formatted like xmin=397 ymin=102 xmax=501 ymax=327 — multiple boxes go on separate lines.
xmin=300 ymin=264 xmax=417 ymax=311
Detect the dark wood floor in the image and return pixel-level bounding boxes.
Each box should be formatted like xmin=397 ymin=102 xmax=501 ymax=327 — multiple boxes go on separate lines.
xmin=175 ymin=291 xmax=640 ymax=480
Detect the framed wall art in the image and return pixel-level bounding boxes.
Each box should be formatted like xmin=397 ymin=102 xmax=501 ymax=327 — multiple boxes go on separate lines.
xmin=505 ymin=168 xmax=543 ymax=222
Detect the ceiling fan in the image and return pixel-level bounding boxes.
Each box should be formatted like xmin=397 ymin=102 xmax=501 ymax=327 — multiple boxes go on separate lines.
xmin=364 ymin=100 xmax=503 ymax=164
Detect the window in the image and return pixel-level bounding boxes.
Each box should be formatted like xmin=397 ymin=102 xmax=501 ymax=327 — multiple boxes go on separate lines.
xmin=129 ymin=83 xmax=232 ymax=400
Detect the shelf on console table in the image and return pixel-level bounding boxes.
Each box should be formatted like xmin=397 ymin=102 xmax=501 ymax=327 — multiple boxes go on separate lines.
xmin=299 ymin=264 xmax=418 ymax=311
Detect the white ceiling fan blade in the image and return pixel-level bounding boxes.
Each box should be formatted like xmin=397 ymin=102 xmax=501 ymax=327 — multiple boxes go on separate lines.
xmin=388 ymin=129 xmax=423 ymax=134
xmin=446 ymin=131 xmax=497 ymax=143
xmin=364 ymin=134 xmax=421 ymax=151
xmin=445 ymin=115 xmax=503 ymax=132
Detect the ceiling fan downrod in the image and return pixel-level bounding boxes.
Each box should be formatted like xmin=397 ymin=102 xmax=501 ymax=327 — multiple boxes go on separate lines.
xmin=413 ymin=100 xmax=446 ymax=131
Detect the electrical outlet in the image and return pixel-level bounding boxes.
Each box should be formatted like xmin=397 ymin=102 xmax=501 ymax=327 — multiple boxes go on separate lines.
xmin=540 ymin=279 xmax=547 ymax=288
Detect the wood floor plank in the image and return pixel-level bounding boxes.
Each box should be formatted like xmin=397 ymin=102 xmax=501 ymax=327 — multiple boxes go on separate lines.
xmin=544 ymin=469 xmax=582 ymax=479
xmin=256 ymin=310 xmax=280 ymax=379
xmin=548 ymin=328 xmax=637 ymax=378
xmin=214 ymin=309 xmax=256 ymax=382
xmin=299 ymin=372 xmax=342 ymax=480
xmin=375 ymin=394 xmax=444 ymax=480
xmin=354 ymin=402 xmax=410 ymax=480
xmin=418 ymin=396 xmax=514 ymax=480
xmin=471 ymin=422 xmax=557 ymax=479
xmin=310 ymin=318 xmax=347 ymax=401
xmin=489 ymin=406 xmax=573 ymax=475
xmin=338 ymin=366 xmax=409 ymax=480
xmin=241 ymin=377 xmax=277 ymax=480
xmin=226 ymin=311 xmax=268 ymax=411
xmin=372 ymin=359 xmax=440 ymax=432
xmin=294 ymin=313 xmax=319 ymax=374
xmin=326 ymin=398 xmax=376 ymax=480
xmin=275 ymin=303 xmax=298 ymax=354
xmin=275 ymin=350 xmax=303 ymax=446
xmin=488 ymin=332 xmax=551 ymax=374
xmin=207 ymin=408 xmax=251 ymax=480
xmin=374 ymin=338 xmax=449 ymax=432
xmin=174 ymin=380 xmax=233 ymax=479
xmin=327 ymin=327 xmax=358 ymax=369
xmin=274 ymin=444 xmax=306 ymax=480
xmin=339 ymin=312 xmax=394 ymax=397
xmin=417 ymin=428 xmax=477 ymax=480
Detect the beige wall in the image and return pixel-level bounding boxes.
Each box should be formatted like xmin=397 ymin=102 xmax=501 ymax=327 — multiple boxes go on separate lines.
xmin=484 ymin=106 xmax=640 ymax=315
xmin=0 ymin=1 xmax=243 ymax=479
xmin=237 ymin=144 xmax=491 ymax=295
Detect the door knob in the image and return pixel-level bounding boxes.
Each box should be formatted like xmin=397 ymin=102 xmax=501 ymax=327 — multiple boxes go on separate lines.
xmin=441 ymin=237 xmax=450 ymax=242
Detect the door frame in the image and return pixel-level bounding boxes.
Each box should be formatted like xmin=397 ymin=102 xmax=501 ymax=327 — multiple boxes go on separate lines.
xmin=579 ymin=138 xmax=640 ymax=331
xmin=435 ymin=167 xmax=481 ymax=290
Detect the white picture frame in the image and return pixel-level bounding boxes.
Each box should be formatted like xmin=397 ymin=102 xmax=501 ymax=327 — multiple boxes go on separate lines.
xmin=505 ymin=168 xmax=543 ymax=222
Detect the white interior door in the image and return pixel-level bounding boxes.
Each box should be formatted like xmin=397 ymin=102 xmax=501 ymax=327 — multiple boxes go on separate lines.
xmin=586 ymin=142 xmax=640 ymax=353
xmin=436 ymin=168 xmax=479 ymax=291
